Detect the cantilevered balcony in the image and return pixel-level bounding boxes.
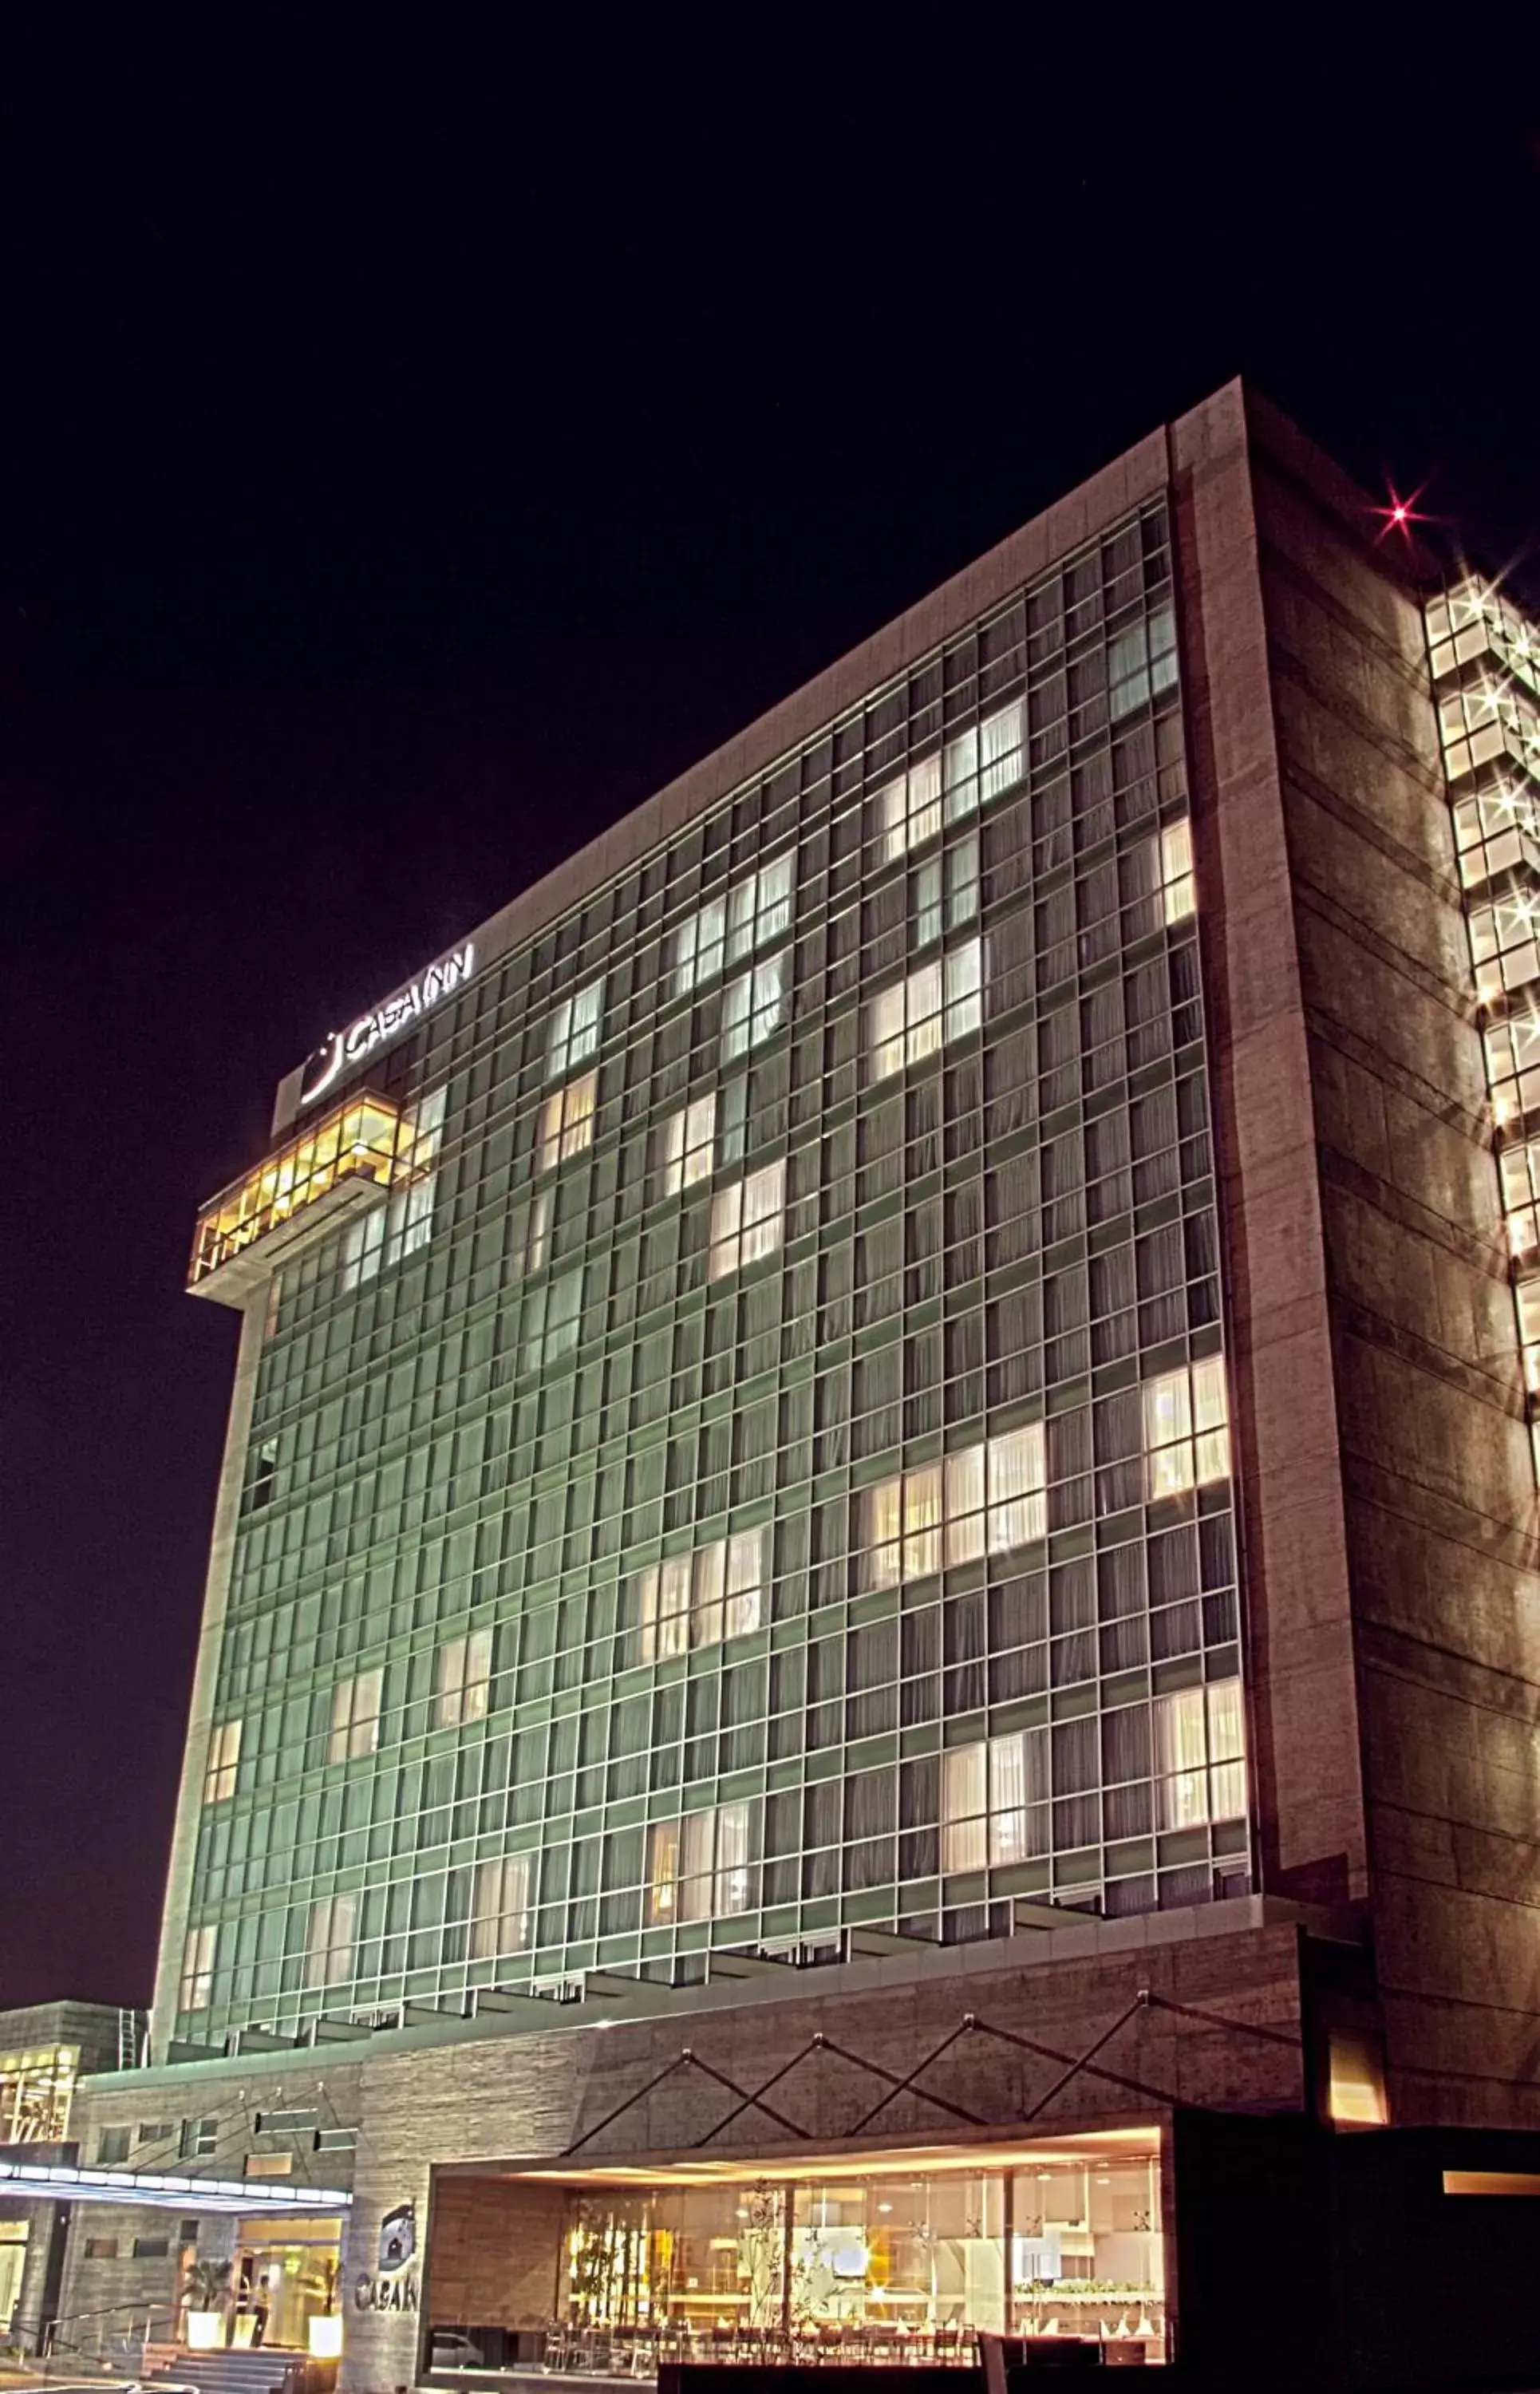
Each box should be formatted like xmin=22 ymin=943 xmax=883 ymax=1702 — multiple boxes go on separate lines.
xmin=189 ymin=1091 xmax=409 ymax=1306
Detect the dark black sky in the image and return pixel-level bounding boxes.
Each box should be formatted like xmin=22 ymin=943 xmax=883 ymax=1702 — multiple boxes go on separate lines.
xmin=4 ymin=28 xmax=1538 ymax=2010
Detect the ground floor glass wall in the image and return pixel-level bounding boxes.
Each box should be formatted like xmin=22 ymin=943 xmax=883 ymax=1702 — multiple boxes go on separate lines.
xmin=544 ymin=2138 xmax=1163 ymax=2360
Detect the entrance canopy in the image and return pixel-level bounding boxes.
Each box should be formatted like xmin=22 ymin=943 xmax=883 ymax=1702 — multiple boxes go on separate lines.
xmin=0 ymin=2158 xmax=353 ymax=2217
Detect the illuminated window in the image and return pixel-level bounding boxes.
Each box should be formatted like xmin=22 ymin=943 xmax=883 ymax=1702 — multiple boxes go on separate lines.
xmin=1159 ymin=819 xmax=1195 ymax=921
xmin=179 ymin=1924 xmax=216 ymax=2012
xmin=916 ymin=835 xmax=980 ymax=947
xmin=1108 ymin=600 xmax=1179 ymax=721
xmin=1500 ymin=1140 xmax=1540 ymax=1258
xmin=304 ymin=1894 xmax=356 ymax=1989
xmin=646 ymin=1800 xmax=754 ymax=1926
xmin=709 ymin=1160 xmax=784 ymax=1279
xmin=1469 ymin=893 xmax=1540 ymax=1004
xmin=1143 ymin=1358 xmax=1229 ymax=1497
xmin=536 ymin=1069 xmax=598 ymax=1173
xmin=861 ymin=1424 xmax=1044 ymax=1590
xmin=469 ymin=1853 xmax=532 ymax=1961
xmin=434 ymin=1628 xmax=494 ymax=1729
xmin=327 ymin=1666 xmax=383 ymax=1764
xmin=338 ymin=1088 xmax=444 ymax=1290
xmin=942 ymin=1728 xmax=1050 ymax=1874
xmin=1451 ymin=783 xmax=1540 ymax=892
xmin=874 ymin=704 xmax=1022 ymax=864
xmin=527 ymin=1187 xmax=551 ymax=1271
xmin=867 ymin=939 xmax=984 ymax=1083
xmin=664 ymin=1092 xmax=717 ymax=1194
xmin=636 ymin=1527 xmax=764 ymax=1661
xmin=522 ymin=1266 xmax=582 ymax=1370
xmin=1485 ymin=1013 xmax=1540 ymax=1127
xmin=721 ymin=953 xmax=787 ymax=1062
xmin=1517 ymin=1281 xmax=1540 ymax=1392
xmin=671 ymin=851 xmax=794 ymax=998
xmin=1152 ymin=1678 xmax=1246 ymax=1830
xmin=249 ymin=1440 xmax=278 ymax=1510
xmin=546 ymin=978 xmax=604 ymax=1079
xmin=203 ymin=1719 xmax=242 ymax=1804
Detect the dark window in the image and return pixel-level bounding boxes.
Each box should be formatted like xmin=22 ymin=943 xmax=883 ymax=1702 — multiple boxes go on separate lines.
xmin=132 ymin=2237 xmax=170 ymax=2260
xmin=97 ymin=2127 xmax=131 ymax=2166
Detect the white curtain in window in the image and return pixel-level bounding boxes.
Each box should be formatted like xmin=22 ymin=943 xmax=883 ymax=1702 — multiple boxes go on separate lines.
xmin=941 ymin=1742 xmax=987 ymax=1872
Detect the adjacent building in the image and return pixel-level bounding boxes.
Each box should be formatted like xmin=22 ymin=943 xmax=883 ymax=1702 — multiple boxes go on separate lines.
xmin=43 ymin=381 xmax=1540 ymax=2390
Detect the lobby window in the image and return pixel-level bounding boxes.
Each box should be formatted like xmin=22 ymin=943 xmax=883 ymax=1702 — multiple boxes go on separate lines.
xmin=709 ymin=1159 xmax=785 ymax=1279
xmin=546 ymin=978 xmax=604 ymax=1079
xmin=861 ymin=1424 xmax=1044 ymax=1590
xmin=433 ymin=1628 xmax=493 ymax=1729
xmin=1108 ymin=599 xmax=1179 ymax=721
xmin=915 ymin=835 xmax=980 ymax=947
xmin=1143 ymin=1358 xmax=1229 ymax=1497
xmin=942 ymin=1727 xmax=1050 ymax=1873
xmin=646 ymin=1799 xmax=753 ymax=1926
xmin=179 ymin=1924 xmax=216 ymax=2012
xmin=327 ymin=1665 xmax=383 ymax=1764
xmin=721 ymin=954 xmax=787 ymax=1062
xmin=1152 ymin=1677 xmax=1246 ymax=1829
xmin=665 ymin=1092 xmax=717 ymax=1195
xmin=203 ymin=1717 xmax=242 ymax=1803
xmin=522 ymin=1265 xmax=583 ymax=1370
xmin=537 ymin=1069 xmax=598 ymax=1173
xmin=636 ymin=1526 xmax=764 ymax=1661
xmin=866 ymin=940 xmax=983 ymax=1083
xmin=304 ymin=1894 xmax=356 ymax=1990
xmin=671 ymin=851 xmax=794 ymax=998
xmin=1158 ymin=820 xmax=1195 ymax=921
xmin=469 ymin=1853 xmax=532 ymax=1961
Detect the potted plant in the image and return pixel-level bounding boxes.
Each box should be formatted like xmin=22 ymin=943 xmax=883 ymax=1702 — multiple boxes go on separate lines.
xmin=305 ymin=2259 xmax=343 ymax=2360
xmin=182 ymin=2259 xmax=231 ymax=2351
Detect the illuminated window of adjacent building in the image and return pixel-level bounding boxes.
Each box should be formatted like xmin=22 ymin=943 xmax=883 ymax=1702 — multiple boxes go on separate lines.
xmin=536 ymin=1069 xmax=598 ymax=1173
xmin=1327 ymin=2029 xmax=1388 ymax=2127
xmin=1517 ymin=1280 xmax=1540 ymax=1392
xmin=433 ymin=1629 xmax=493 ymax=1730
xmin=522 ymin=1265 xmax=582 ymax=1370
xmin=546 ymin=978 xmax=604 ymax=1079
xmin=941 ymin=1728 xmax=1050 ymax=1873
xmin=1159 ymin=819 xmax=1195 ymax=921
xmin=874 ymin=704 xmax=1023 ymax=864
xmin=646 ymin=1800 xmax=753 ymax=1926
xmin=469 ymin=1853 xmax=532 ymax=1961
xmin=867 ymin=940 xmax=984 ymax=1083
xmin=709 ymin=1160 xmax=785 ymax=1279
xmin=203 ymin=1718 xmax=242 ymax=1804
xmin=664 ymin=1092 xmax=717 ymax=1194
xmin=304 ymin=1894 xmax=356 ymax=1989
xmin=1499 ymin=1140 xmax=1540 ymax=1258
xmin=1143 ymin=1358 xmax=1229 ymax=1497
xmin=179 ymin=1924 xmax=216 ymax=2012
xmin=1108 ymin=599 xmax=1178 ymax=721
xmin=721 ymin=954 xmax=787 ymax=1061
xmin=327 ymin=1666 xmax=383 ymax=1764
xmin=915 ymin=835 xmax=980 ymax=947
xmin=636 ymin=1527 xmax=764 ymax=1661
xmin=861 ymin=1424 xmax=1044 ymax=1590
xmin=1151 ymin=1678 xmax=1246 ymax=1829
xmin=671 ymin=851 xmax=794 ymax=998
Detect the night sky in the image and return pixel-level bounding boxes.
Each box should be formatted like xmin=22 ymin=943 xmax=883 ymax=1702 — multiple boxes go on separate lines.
xmin=5 ymin=32 xmax=1538 ymax=2012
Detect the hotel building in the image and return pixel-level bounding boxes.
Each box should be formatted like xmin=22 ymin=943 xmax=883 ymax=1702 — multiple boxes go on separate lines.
xmin=35 ymin=381 xmax=1540 ymax=2391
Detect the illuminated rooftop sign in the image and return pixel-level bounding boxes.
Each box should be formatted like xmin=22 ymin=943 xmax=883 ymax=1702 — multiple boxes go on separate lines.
xmin=300 ymin=942 xmax=475 ymax=1108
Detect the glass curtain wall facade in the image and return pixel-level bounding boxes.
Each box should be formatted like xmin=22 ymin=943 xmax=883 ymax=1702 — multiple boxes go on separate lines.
xmin=177 ymin=498 xmax=1250 ymax=2044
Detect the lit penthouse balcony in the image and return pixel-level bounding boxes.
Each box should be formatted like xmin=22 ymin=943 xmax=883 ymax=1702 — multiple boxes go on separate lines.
xmin=189 ymin=1092 xmax=407 ymax=1305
